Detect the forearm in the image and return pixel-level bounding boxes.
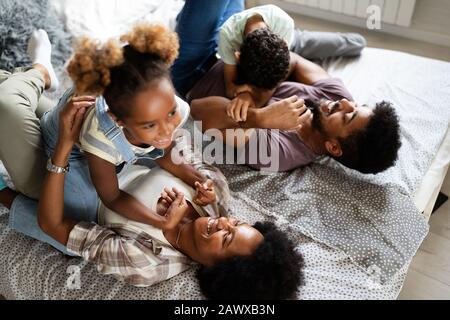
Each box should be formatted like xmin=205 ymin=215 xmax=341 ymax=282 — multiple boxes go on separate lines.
xmin=105 ymin=191 xmax=167 ymax=228
xmin=287 ymin=52 xmax=330 ymax=85
xmin=37 ymin=142 xmax=77 ymax=245
xmin=191 ymin=97 xmax=266 ymax=131
xmin=156 ymin=151 xmax=206 ymax=188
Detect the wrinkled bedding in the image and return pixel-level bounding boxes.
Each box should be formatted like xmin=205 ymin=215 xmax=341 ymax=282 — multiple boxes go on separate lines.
xmin=1 ymin=47 xmax=449 ymax=300
xmin=1 ymin=0 xmax=450 ymax=300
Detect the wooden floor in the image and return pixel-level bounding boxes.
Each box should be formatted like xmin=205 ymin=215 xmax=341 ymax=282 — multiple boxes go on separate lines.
xmin=291 ymin=13 xmax=450 ymax=300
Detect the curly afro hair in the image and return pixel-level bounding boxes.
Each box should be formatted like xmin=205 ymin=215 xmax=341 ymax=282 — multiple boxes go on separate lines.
xmin=197 ymin=222 xmax=305 ymax=300
xmin=334 ymin=101 xmax=402 ymax=174
xmin=235 ymin=28 xmax=290 ymax=90
xmin=67 ymin=22 xmax=179 ymax=119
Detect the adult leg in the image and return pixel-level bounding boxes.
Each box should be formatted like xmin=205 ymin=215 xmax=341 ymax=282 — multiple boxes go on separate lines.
xmin=171 ymin=0 xmax=244 ymax=97
xmin=0 ymin=67 xmax=50 ymax=199
xmin=290 ymin=29 xmax=367 ymax=60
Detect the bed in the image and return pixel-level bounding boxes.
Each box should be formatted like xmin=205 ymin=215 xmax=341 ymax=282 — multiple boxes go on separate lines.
xmin=1 ymin=0 xmax=450 ymax=300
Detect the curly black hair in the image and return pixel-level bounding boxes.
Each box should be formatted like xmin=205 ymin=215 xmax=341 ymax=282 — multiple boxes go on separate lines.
xmin=235 ymin=29 xmax=290 ymax=90
xmin=334 ymin=101 xmax=402 ymax=174
xmin=196 ymin=222 xmax=305 ymax=300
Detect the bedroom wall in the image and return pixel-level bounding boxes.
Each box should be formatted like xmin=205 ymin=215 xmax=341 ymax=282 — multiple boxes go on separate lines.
xmin=249 ymin=0 xmax=450 ymax=47
xmin=411 ymin=0 xmax=450 ymax=38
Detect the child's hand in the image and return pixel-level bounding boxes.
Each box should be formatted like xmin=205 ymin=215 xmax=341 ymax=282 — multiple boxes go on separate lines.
xmin=227 ymin=92 xmax=255 ymax=122
xmin=193 ymin=179 xmax=216 ymax=206
xmin=159 ymin=187 xmax=189 ymax=231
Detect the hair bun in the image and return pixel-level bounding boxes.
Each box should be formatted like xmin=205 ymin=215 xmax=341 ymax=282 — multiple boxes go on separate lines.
xmin=67 ymin=37 xmax=124 ymax=95
xmin=120 ymin=22 xmax=179 ymax=65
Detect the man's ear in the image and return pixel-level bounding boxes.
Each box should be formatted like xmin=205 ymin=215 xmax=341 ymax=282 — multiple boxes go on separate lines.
xmin=325 ymin=139 xmax=343 ymax=158
xmin=234 ymin=51 xmax=241 ymax=63
xmin=108 ymin=111 xmax=125 ymax=128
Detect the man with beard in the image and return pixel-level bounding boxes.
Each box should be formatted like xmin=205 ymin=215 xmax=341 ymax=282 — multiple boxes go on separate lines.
xmin=171 ymin=0 xmax=401 ymax=174
xmin=188 ymin=53 xmax=401 ymax=174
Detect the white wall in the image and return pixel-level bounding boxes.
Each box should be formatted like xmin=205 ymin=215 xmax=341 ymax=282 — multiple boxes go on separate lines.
xmin=250 ymin=0 xmax=450 ymax=47
xmin=412 ymin=0 xmax=450 ymax=37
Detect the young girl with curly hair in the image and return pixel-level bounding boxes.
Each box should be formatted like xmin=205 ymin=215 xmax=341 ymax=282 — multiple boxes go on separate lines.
xmin=42 ymin=23 xmax=218 ymax=238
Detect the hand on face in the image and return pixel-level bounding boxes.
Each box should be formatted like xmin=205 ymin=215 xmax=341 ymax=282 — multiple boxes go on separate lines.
xmin=193 ymin=179 xmax=216 ymax=207
xmin=259 ymin=95 xmax=312 ymax=130
xmin=58 ymin=96 xmax=96 ymax=148
xmin=159 ymin=187 xmax=189 ymax=231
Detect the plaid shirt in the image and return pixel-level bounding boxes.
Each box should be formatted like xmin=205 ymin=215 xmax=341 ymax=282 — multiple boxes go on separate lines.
xmin=67 ymin=221 xmax=192 ymax=287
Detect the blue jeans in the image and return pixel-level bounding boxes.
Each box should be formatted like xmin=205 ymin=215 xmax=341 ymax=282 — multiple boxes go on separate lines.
xmin=171 ymin=0 xmax=244 ymax=97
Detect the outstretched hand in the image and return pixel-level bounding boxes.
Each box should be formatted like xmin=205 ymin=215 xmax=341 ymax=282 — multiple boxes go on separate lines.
xmin=193 ymin=179 xmax=216 ymax=207
xmin=159 ymin=187 xmax=190 ymax=230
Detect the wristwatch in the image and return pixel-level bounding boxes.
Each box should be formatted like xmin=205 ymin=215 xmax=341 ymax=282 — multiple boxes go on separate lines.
xmin=46 ymin=158 xmax=70 ymax=174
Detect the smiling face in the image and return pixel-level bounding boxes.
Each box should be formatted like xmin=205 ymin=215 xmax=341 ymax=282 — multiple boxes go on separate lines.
xmin=114 ymin=77 xmax=182 ymax=150
xmin=310 ymin=99 xmax=373 ymax=157
xmin=191 ymin=217 xmax=264 ymax=267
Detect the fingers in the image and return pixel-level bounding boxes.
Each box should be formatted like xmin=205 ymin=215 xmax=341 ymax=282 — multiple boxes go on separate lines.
xmin=72 ymin=107 xmax=87 ymax=133
xmin=72 ymin=95 xmax=96 ymax=102
xmin=64 ymin=100 xmax=95 ymax=120
xmin=171 ymin=191 xmax=186 ymax=208
xmin=296 ymin=108 xmax=312 ymax=129
xmin=227 ymin=99 xmax=239 ymax=121
xmin=195 ymin=180 xmax=213 ymax=194
xmin=286 ymin=95 xmax=299 ymax=103
xmin=204 ymin=179 xmax=214 ymax=190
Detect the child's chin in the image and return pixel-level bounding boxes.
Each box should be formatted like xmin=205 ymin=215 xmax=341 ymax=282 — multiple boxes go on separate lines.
xmin=152 ymin=139 xmax=173 ymax=149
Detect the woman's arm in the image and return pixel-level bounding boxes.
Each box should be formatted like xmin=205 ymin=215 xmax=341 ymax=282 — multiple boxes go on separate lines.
xmin=37 ymin=96 xmax=95 ymax=245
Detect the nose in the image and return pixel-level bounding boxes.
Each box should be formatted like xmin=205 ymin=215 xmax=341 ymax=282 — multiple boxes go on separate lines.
xmin=216 ymin=217 xmax=235 ymax=232
xmin=339 ymin=99 xmax=355 ymax=113
xmin=159 ymin=121 xmax=172 ymax=137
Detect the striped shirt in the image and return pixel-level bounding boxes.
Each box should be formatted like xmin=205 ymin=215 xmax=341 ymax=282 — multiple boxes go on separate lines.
xmin=78 ymin=95 xmax=190 ymax=165
xmin=67 ymin=221 xmax=193 ymax=287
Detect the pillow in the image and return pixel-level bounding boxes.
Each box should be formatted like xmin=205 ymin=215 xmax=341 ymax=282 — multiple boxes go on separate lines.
xmin=50 ymin=0 xmax=184 ymax=41
xmin=0 ymin=0 xmax=72 ymax=73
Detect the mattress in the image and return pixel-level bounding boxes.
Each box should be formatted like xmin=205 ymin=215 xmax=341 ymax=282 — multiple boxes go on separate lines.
xmin=322 ymin=49 xmax=450 ymax=221
xmin=1 ymin=46 xmax=448 ymax=300
xmin=1 ymin=0 xmax=450 ymax=300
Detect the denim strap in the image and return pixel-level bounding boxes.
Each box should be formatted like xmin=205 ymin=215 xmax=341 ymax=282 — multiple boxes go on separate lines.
xmin=95 ymin=96 xmax=137 ymax=165
xmin=95 ymin=96 xmax=165 ymax=168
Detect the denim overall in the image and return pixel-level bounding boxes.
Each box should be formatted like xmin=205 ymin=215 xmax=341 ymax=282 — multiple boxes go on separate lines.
xmin=9 ymin=87 xmax=164 ymax=254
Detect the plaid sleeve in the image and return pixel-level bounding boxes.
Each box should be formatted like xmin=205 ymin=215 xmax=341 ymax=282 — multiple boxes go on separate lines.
xmin=67 ymin=222 xmax=189 ymax=287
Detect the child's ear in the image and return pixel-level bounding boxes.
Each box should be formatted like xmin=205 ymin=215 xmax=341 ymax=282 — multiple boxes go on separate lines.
xmin=108 ymin=111 xmax=125 ymax=128
xmin=234 ymin=51 xmax=241 ymax=63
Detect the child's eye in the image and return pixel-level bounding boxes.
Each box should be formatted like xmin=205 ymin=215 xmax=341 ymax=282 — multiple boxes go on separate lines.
xmin=144 ymin=123 xmax=156 ymax=129
xmin=168 ymin=109 xmax=177 ymax=118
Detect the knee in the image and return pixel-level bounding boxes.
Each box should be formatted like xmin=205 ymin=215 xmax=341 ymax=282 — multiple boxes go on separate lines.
xmin=348 ymin=33 xmax=367 ymax=53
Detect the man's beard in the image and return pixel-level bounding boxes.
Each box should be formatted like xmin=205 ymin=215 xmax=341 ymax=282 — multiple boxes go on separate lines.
xmin=305 ymin=99 xmax=325 ymax=133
